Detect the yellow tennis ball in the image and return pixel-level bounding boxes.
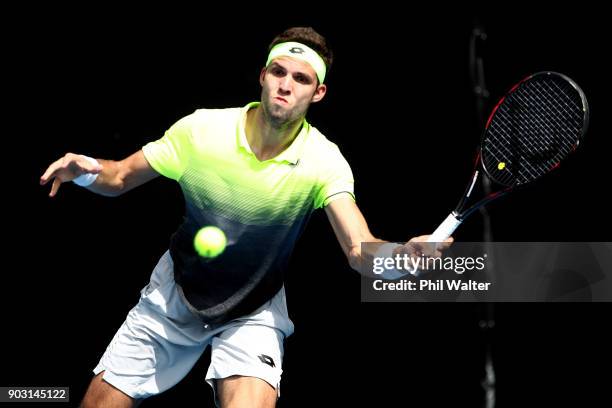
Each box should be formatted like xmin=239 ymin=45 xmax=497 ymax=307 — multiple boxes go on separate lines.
xmin=194 ymin=226 xmax=227 ymax=258
xmin=498 ymin=162 xmax=506 ymax=170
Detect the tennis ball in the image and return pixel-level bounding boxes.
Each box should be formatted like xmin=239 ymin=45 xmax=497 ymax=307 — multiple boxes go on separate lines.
xmin=194 ymin=226 xmax=227 ymax=258
xmin=498 ymin=162 xmax=506 ymax=170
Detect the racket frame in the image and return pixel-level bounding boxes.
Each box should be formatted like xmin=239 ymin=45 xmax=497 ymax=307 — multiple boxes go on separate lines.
xmin=428 ymin=72 xmax=589 ymax=242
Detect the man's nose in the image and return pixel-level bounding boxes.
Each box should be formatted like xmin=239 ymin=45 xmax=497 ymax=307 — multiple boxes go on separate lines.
xmin=278 ymin=76 xmax=292 ymax=94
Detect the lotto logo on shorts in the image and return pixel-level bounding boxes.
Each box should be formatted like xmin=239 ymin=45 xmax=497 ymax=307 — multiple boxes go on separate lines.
xmin=258 ymin=354 xmax=276 ymax=367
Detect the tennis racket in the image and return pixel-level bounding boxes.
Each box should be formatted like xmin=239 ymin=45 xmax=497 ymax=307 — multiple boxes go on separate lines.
xmin=427 ymin=71 xmax=589 ymax=243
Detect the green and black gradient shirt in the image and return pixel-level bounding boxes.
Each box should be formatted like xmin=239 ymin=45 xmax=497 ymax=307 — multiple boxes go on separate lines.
xmin=143 ymin=102 xmax=354 ymax=324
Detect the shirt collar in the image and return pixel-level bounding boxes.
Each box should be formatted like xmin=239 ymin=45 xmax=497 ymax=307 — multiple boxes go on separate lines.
xmin=237 ymin=102 xmax=309 ymax=165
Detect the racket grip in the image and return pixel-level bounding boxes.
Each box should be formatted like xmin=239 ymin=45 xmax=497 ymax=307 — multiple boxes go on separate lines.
xmin=427 ymin=212 xmax=462 ymax=242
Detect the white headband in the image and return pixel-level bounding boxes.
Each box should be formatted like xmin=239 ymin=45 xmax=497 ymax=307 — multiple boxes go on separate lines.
xmin=266 ymin=41 xmax=326 ymax=84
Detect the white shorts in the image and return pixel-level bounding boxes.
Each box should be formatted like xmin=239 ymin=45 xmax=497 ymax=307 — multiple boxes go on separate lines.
xmin=93 ymin=251 xmax=294 ymax=404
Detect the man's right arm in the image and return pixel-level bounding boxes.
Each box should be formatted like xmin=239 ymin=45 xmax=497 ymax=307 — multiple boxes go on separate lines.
xmin=40 ymin=150 xmax=159 ymax=197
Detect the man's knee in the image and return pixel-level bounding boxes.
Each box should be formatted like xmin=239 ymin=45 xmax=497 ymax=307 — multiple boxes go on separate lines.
xmin=217 ymin=375 xmax=277 ymax=408
xmin=81 ymin=371 xmax=137 ymax=408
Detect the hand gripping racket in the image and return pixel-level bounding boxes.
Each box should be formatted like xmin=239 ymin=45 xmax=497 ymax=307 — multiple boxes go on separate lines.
xmin=427 ymin=72 xmax=589 ymax=243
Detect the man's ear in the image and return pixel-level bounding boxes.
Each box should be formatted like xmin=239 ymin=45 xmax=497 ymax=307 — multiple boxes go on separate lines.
xmin=259 ymin=67 xmax=267 ymax=86
xmin=311 ymin=84 xmax=327 ymax=103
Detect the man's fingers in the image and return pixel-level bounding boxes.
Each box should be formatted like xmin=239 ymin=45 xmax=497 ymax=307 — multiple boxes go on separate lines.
xmin=402 ymin=240 xmax=448 ymax=258
xmin=436 ymin=237 xmax=454 ymax=251
xmin=40 ymin=159 xmax=63 ymax=184
xmin=41 ymin=154 xmax=102 ymax=188
xmin=39 ymin=173 xmax=50 ymax=185
xmin=50 ymin=177 xmax=62 ymax=197
xmin=40 ymin=156 xmax=73 ymax=184
xmin=399 ymin=241 xmax=428 ymax=257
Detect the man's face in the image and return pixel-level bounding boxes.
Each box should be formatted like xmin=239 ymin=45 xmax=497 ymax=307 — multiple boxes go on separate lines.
xmin=260 ymin=56 xmax=326 ymax=127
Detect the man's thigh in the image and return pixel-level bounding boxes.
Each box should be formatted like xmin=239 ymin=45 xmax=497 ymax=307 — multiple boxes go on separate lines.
xmin=216 ymin=375 xmax=277 ymax=408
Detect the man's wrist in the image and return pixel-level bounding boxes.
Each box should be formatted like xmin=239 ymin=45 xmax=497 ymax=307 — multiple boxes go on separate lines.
xmin=72 ymin=155 xmax=100 ymax=187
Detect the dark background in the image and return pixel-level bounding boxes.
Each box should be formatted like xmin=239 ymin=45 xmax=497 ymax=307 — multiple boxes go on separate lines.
xmin=5 ymin=4 xmax=611 ymax=407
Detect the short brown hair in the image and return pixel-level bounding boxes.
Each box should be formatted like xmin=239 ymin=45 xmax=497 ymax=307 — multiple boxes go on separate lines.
xmin=268 ymin=27 xmax=333 ymax=73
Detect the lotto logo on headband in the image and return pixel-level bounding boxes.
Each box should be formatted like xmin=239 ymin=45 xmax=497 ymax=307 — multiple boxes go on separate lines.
xmin=266 ymin=41 xmax=327 ymax=83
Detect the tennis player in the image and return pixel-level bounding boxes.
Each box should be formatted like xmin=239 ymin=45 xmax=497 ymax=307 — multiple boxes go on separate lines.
xmin=40 ymin=27 xmax=451 ymax=408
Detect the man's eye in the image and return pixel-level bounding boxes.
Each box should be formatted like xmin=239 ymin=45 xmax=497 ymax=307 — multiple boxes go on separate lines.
xmin=272 ymin=68 xmax=284 ymax=76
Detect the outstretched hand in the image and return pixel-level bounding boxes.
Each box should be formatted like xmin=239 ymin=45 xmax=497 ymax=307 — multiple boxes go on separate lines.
xmin=389 ymin=236 xmax=454 ymax=276
xmin=40 ymin=153 xmax=102 ymax=197
xmin=393 ymin=235 xmax=454 ymax=259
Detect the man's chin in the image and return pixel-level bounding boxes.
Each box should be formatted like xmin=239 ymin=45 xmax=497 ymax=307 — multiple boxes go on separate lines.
xmin=268 ymin=107 xmax=290 ymax=123
xmin=262 ymin=101 xmax=298 ymax=126
xmin=269 ymin=102 xmax=285 ymax=112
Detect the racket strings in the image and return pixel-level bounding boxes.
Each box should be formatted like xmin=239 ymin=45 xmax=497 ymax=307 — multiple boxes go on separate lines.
xmin=482 ymin=74 xmax=585 ymax=186
xmin=516 ymin=81 xmax=581 ymax=151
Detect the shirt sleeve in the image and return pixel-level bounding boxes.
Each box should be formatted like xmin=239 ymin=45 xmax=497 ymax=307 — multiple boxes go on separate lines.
xmin=314 ymin=144 xmax=356 ymax=209
xmin=142 ymin=113 xmax=196 ymax=181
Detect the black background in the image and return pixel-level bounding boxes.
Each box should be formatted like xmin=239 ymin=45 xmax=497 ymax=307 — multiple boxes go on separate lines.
xmin=5 ymin=3 xmax=612 ymax=407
